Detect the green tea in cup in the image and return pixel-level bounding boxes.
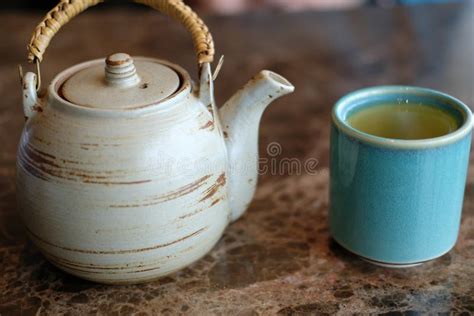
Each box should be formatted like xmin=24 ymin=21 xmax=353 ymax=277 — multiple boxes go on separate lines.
xmin=347 ymin=103 xmax=459 ymax=140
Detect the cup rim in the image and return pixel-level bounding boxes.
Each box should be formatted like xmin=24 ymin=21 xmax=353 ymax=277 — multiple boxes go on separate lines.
xmin=332 ymin=85 xmax=473 ymax=149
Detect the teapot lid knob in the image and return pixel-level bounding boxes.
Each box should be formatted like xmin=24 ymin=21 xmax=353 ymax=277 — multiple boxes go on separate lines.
xmin=105 ymin=53 xmax=140 ymax=87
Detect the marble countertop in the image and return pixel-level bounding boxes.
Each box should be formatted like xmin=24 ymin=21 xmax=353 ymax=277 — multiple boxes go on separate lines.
xmin=1 ymin=3 xmax=473 ymax=315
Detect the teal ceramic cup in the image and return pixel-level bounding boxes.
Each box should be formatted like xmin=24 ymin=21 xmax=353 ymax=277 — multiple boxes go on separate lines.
xmin=330 ymin=86 xmax=472 ymax=267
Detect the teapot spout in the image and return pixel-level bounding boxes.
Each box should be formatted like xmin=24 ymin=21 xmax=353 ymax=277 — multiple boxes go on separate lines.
xmin=219 ymin=70 xmax=294 ymax=222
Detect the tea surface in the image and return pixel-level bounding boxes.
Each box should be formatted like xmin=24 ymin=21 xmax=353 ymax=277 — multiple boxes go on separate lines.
xmin=347 ymin=103 xmax=459 ymax=140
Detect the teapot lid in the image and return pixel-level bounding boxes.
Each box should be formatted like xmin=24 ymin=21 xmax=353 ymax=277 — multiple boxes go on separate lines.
xmin=61 ymin=53 xmax=180 ymax=109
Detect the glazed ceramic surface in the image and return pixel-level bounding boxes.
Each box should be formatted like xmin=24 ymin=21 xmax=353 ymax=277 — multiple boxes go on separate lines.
xmin=17 ymin=1 xmax=294 ymax=284
xmin=330 ymin=86 xmax=472 ymax=266
xmin=18 ymin=57 xmax=293 ymax=284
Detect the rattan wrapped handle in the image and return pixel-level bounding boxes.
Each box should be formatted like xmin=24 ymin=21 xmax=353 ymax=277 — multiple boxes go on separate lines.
xmin=27 ymin=0 xmax=214 ymax=65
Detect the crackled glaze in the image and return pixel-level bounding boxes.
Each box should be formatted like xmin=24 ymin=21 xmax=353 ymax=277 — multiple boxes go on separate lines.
xmin=330 ymin=86 xmax=473 ymax=266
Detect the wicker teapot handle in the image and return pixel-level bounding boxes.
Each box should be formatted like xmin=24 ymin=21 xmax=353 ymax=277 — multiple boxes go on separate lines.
xmin=27 ymin=0 xmax=214 ymax=66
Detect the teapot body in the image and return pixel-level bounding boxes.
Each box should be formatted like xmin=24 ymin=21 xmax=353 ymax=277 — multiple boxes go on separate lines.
xmin=17 ymin=58 xmax=230 ymax=284
xmin=18 ymin=0 xmax=295 ymax=284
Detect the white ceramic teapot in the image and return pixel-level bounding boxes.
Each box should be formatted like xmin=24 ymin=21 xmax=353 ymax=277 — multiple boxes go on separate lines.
xmin=17 ymin=0 xmax=294 ymax=284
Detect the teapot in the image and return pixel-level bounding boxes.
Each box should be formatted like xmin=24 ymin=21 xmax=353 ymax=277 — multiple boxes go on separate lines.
xmin=17 ymin=0 xmax=294 ymax=284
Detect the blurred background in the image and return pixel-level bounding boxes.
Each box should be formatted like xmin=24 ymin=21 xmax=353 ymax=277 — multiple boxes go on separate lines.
xmin=0 ymin=0 xmax=463 ymax=13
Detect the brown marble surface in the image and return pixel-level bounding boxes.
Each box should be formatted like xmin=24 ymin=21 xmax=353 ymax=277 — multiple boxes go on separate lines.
xmin=1 ymin=3 xmax=474 ymax=315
